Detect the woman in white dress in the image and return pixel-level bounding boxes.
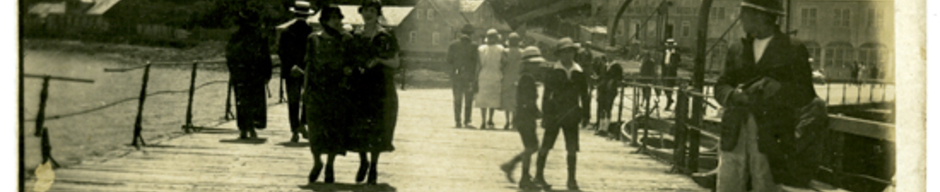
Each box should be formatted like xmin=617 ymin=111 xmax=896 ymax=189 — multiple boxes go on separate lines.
xmin=500 ymin=33 xmax=523 ymax=130
xmin=475 ymin=29 xmax=504 ymax=129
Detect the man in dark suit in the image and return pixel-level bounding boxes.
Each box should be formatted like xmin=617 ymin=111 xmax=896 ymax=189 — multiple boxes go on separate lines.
xmin=277 ymin=0 xmax=314 ymax=143
xmin=533 ymin=37 xmax=591 ymax=191
xmin=662 ymin=38 xmax=680 ymax=111
xmin=227 ymin=7 xmax=273 ymax=139
xmin=446 ymin=24 xmax=479 ymax=128
xmin=714 ymin=0 xmax=818 ymax=191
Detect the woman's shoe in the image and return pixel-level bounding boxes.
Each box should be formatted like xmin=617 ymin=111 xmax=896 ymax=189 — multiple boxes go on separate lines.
xmin=249 ymin=130 xmax=258 ymax=139
xmin=533 ymin=177 xmax=551 ymax=190
xmin=308 ymin=163 xmax=323 ymax=183
xmin=291 ymin=134 xmax=300 ymax=143
xmin=356 ymin=162 xmax=369 ymax=183
xmin=324 ymin=165 xmax=335 ymax=183
xmin=238 ymin=131 xmax=248 ymax=139
xmin=567 ymin=179 xmax=580 ymax=191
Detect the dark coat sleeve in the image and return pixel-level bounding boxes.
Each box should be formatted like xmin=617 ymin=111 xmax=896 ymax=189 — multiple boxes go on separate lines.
xmin=763 ymin=41 xmax=815 ymax=108
xmin=541 ymin=71 xmax=557 ymax=123
xmin=715 ymin=43 xmax=743 ymax=107
xmin=579 ymin=72 xmax=591 ymax=120
xmin=446 ymin=42 xmax=457 ymax=75
xmin=517 ymin=75 xmax=540 ymax=118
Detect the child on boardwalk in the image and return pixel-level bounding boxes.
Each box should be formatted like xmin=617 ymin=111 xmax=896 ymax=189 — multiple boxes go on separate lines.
xmin=499 ymin=46 xmax=545 ymax=190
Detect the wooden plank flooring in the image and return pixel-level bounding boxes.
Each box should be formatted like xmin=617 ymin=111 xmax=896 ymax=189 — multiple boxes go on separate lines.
xmin=26 ymin=89 xmax=708 ymax=192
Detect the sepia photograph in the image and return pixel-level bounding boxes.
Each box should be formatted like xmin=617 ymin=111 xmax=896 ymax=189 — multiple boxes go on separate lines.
xmin=13 ymin=0 xmax=922 ymax=191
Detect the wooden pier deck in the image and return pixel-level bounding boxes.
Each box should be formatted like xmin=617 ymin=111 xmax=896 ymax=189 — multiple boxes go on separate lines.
xmin=25 ymin=89 xmax=708 ymax=192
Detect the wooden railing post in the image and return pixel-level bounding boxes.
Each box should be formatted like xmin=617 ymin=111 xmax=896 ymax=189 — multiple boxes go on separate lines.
xmin=183 ymin=61 xmax=199 ymax=133
xmin=34 ymin=76 xmax=50 ymax=137
xmin=672 ymin=85 xmax=689 ymax=173
xmin=630 ymin=78 xmax=640 ymax=147
xmin=131 ymin=63 xmax=151 ymax=149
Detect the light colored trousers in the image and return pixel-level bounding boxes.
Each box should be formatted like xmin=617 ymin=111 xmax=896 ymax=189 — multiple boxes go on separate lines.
xmin=717 ymin=113 xmax=816 ymax=192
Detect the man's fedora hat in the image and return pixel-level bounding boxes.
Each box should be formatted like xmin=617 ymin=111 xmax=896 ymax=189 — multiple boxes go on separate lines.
xmin=741 ymin=0 xmax=786 ymax=15
xmin=555 ymin=37 xmax=579 ymax=53
xmin=290 ymin=0 xmax=316 ymax=15
xmin=522 ymin=46 xmax=546 ymax=63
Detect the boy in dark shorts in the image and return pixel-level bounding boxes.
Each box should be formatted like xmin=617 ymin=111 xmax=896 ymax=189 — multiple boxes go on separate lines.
xmin=499 ymin=46 xmax=546 ymax=190
xmin=534 ymin=37 xmax=591 ymax=190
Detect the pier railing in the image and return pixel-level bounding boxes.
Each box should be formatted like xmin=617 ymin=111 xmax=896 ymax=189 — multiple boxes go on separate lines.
xmin=614 ymin=74 xmax=896 ymax=190
xmin=23 ymin=74 xmax=95 ymax=168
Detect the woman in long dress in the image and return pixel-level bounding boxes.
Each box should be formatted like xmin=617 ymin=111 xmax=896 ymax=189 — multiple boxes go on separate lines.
xmin=475 ymin=29 xmax=504 ymax=129
xmin=296 ymin=5 xmax=352 ymax=184
xmin=500 ymin=33 xmax=523 ymax=130
xmin=349 ymin=0 xmax=400 ymax=185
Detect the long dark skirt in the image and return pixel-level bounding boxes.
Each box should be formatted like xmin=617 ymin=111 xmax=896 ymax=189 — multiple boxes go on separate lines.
xmin=233 ymin=79 xmax=268 ymax=131
xmin=304 ymin=86 xmax=352 ymax=155
xmin=350 ymin=90 xmax=398 ymax=153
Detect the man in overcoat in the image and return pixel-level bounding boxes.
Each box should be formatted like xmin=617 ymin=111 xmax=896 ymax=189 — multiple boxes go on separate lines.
xmin=277 ymin=0 xmax=314 ymax=143
xmin=227 ymin=8 xmax=273 ymax=139
xmin=714 ymin=0 xmax=819 ymax=191
xmin=446 ymin=24 xmax=480 ymax=128
xmin=534 ymin=37 xmax=591 ymax=190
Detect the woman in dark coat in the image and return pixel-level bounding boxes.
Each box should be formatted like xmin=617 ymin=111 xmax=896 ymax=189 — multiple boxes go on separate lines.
xmin=297 ymin=5 xmax=353 ymax=184
xmin=226 ymin=9 xmax=273 ymax=139
xmin=349 ymin=0 xmax=400 ymax=185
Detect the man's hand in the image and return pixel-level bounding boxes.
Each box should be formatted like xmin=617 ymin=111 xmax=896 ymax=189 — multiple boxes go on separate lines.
xmin=731 ymin=88 xmax=750 ymax=106
xmin=290 ymin=66 xmax=305 ymax=77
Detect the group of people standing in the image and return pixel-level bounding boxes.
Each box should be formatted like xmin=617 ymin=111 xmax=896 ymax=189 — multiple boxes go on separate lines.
xmin=226 ymin=0 xmax=400 ymax=186
xmin=447 ymin=28 xmax=526 ymax=129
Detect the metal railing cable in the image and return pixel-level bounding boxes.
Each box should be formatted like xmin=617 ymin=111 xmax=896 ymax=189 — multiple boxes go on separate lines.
xmin=24 ymin=80 xmax=229 ymax=122
xmin=24 ymin=74 xmax=95 ymax=169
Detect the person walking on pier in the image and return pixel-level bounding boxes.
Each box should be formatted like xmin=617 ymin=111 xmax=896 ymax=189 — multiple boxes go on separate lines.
xmin=715 ymin=0 xmax=820 ymax=191
xmin=475 ymin=29 xmax=505 ymax=129
xmin=500 ymin=33 xmax=524 ymax=130
xmin=594 ymin=55 xmax=622 ymax=135
xmin=349 ymin=0 xmax=401 ymax=185
xmin=499 ymin=46 xmax=545 ymax=190
xmin=447 ymin=25 xmax=479 ymax=128
xmin=296 ymin=5 xmax=352 ymax=184
xmin=662 ymin=38 xmax=680 ymax=111
xmin=639 ymin=52 xmax=658 ymax=106
xmin=534 ymin=37 xmax=591 ymax=190
xmin=277 ymin=0 xmax=314 ymax=143
xmin=226 ymin=7 xmax=273 ymax=139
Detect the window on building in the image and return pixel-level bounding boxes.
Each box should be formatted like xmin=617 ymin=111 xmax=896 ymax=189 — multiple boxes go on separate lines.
xmin=868 ymin=9 xmax=884 ymax=28
xmin=825 ymin=46 xmax=854 ymax=69
xmin=415 ymin=9 xmax=421 ymax=19
xmin=681 ymin=21 xmax=691 ymax=37
xmin=427 ymin=9 xmax=435 ymax=20
xmin=833 ymin=8 xmax=850 ymax=27
xmin=432 ymin=32 xmax=440 ymax=45
xmin=801 ymin=8 xmax=817 ymax=26
xmin=410 ymin=31 xmax=417 ymax=43
xmin=711 ymin=7 xmax=725 ymax=21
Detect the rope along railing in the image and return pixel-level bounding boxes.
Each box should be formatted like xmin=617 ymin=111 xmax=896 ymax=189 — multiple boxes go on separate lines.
xmin=24 ymin=74 xmax=95 ymax=168
xmin=615 ymin=74 xmax=896 ymax=188
xmin=103 ymin=60 xmax=283 ymax=149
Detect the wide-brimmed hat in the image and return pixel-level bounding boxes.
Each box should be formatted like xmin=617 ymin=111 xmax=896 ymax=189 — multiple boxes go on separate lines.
xmin=741 ymin=0 xmax=785 ymax=15
xmin=290 ymin=0 xmax=316 ymax=15
xmin=522 ymin=46 xmax=545 ymax=63
xmin=555 ymin=37 xmax=579 ymax=53
xmin=486 ymin=29 xmax=499 ymax=36
xmin=508 ymin=32 xmax=520 ymax=40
